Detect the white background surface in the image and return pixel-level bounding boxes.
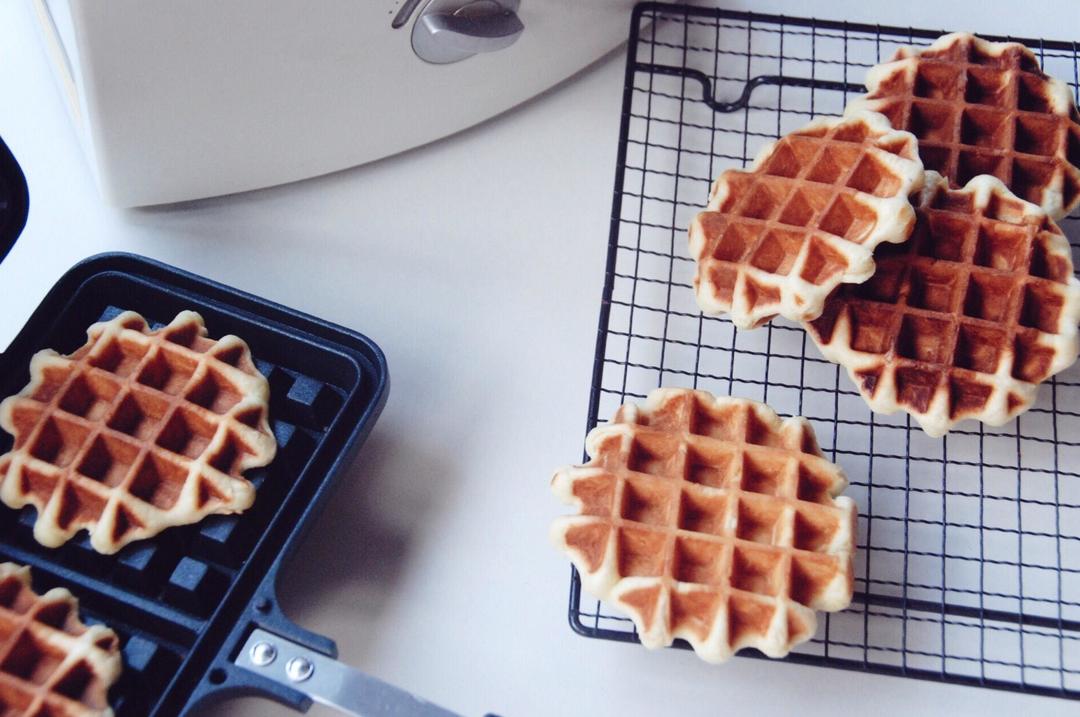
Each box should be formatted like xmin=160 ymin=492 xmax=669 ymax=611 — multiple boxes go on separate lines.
xmin=2 ymin=2 xmax=1079 ymax=716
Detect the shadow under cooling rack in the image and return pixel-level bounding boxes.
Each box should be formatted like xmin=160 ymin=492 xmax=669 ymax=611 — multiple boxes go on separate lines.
xmin=567 ymin=2 xmax=1080 ymax=701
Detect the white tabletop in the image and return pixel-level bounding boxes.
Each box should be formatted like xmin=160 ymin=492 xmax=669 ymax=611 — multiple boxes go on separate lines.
xmin=2 ymin=2 xmax=1079 ymax=716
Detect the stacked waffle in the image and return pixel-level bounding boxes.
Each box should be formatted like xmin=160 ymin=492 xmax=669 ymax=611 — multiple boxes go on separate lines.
xmin=553 ymin=31 xmax=1080 ymax=666
xmin=691 ymin=32 xmax=1080 ymax=435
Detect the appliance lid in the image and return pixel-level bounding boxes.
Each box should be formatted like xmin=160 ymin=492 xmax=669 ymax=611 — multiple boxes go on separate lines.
xmin=0 ymin=136 xmax=28 ymax=266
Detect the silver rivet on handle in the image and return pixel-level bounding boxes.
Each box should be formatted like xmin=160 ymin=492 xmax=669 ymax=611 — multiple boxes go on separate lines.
xmin=249 ymin=641 xmax=277 ymax=667
xmin=286 ymin=656 xmax=315 ymax=683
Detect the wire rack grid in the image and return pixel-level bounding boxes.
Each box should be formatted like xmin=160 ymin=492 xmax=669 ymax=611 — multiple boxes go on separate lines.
xmin=568 ymin=2 xmax=1080 ymax=700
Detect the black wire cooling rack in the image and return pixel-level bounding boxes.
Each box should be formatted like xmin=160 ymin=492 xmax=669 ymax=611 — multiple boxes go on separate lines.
xmin=568 ymin=2 xmax=1080 ymax=700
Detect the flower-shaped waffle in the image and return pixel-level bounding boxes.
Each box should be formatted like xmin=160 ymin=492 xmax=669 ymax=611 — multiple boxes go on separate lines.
xmin=0 ymin=562 xmax=121 ymax=716
xmin=849 ymin=32 xmax=1080 ymax=220
xmin=0 ymin=311 xmax=277 ymax=554
xmin=689 ymin=110 xmax=924 ymax=329
xmin=551 ymin=388 xmax=856 ymax=662
xmin=806 ymin=172 xmax=1080 ymax=436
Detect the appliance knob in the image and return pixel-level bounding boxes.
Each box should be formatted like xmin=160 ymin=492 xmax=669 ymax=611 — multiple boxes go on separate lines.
xmin=411 ymin=0 xmax=524 ymax=65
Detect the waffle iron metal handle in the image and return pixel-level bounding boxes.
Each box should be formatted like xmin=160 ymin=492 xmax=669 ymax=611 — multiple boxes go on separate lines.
xmin=236 ymin=628 xmax=463 ymax=717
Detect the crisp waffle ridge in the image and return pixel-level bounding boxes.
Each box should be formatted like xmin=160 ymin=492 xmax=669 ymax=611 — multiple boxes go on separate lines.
xmin=551 ymin=388 xmax=856 ymax=662
xmin=806 ymin=171 xmax=1080 ymax=437
xmin=0 ymin=311 xmax=277 ymax=554
xmin=0 ymin=562 xmax=121 ymax=717
xmin=849 ymin=32 xmax=1080 ymax=220
xmin=689 ymin=110 xmax=924 ymax=329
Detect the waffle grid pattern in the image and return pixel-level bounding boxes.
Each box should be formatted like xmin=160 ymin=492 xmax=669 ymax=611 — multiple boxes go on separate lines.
xmin=690 ymin=111 xmax=923 ymax=329
xmin=553 ymin=389 xmax=855 ymax=661
xmin=0 ymin=312 xmax=277 ymax=555
xmin=851 ymin=32 xmax=1080 ymax=220
xmin=571 ymin=2 xmax=1080 ymax=700
xmin=807 ymin=173 xmax=1080 ymax=436
xmin=0 ymin=563 xmax=121 ymax=717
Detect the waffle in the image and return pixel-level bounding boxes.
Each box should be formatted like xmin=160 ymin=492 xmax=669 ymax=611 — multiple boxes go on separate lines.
xmin=849 ymin=32 xmax=1080 ymax=220
xmin=0 ymin=311 xmax=277 ymax=554
xmin=551 ymin=388 xmax=856 ymax=662
xmin=689 ymin=110 xmax=924 ymax=329
xmin=806 ymin=172 xmax=1080 ymax=437
xmin=0 ymin=562 xmax=121 ymax=717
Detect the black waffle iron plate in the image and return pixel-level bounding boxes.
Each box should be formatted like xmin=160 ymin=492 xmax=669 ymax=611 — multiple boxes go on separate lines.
xmin=0 ymin=137 xmax=389 ymax=715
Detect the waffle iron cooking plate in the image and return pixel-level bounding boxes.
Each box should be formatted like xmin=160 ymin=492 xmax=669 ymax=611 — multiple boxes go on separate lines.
xmin=0 ymin=138 xmax=389 ymax=715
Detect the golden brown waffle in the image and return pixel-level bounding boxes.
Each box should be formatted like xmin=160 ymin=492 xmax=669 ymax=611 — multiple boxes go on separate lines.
xmin=0 ymin=562 xmax=121 ymax=717
xmin=551 ymin=388 xmax=856 ymax=662
xmin=849 ymin=32 xmax=1080 ymax=220
xmin=806 ymin=172 xmax=1080 ymax=437
xmin=689 ymin=110 xmax=924 ymax=329
xmin=0 ymin=311 xmax=277 ymax=554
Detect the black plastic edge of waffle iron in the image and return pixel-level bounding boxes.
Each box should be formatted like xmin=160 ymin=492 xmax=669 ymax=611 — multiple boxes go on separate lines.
xmin=0 ymin=252 xmax=390 ymax=716
xmin=0 ymin=135 xmax=29 ymax=267
xmin=568 ymin=0 xmax=1080 ymax=702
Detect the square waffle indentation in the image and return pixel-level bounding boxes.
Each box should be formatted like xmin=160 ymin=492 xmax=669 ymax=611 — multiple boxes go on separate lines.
xmin=924 ymin=210 xmax=978 ymax=260
xmin=137 ymin=350 xmax=197 ymax=396
xmin=1011 ymin=159 xmax=1056 ymax=206
xmin=1015 ymin=115 xmax=1062 ymax=157
xmin=908 ymin=264 xmax=964 ymax=312
xmin=817 ymin=194 xmax=877 ymax=243
xmin=77 ymin=435 xmax=139 ymax=487
xmin=792 ymin=508 xmax=839 ymax=552
xmin=2 ymin=631 xmax=63 ymax=684
xmin=796 ymin=464 xmax=835 ymax=505
xmin=749 ymin=229 xmax=804 ymax=275
xmin=58 ymin=374 xmax=118 ymax=422
xmin=674 ymin=537 xmax=727 ymax=585
xmin=712 ymin=222 xmax=761 ymax=263
xmin=738 ymin=180 xmax=789 ymax=220
xmin=848 ymin=304 xmax=896 ymax=355
xmin=789 ymin=553 xmax=842 ymax=607
xmin=740 ymin=452 xmax=790 ymax=496
xmin=897 ymin=315 xmax=954 ymax=364
xmin=974 ymin=222 xmax=1032 ymax=271
xmin=847 ymin=153 xmax=901 ymax=197
xmin=622 ymin=475 xmax=679 ymax=527
xmin=964 ymin=67 xmax=1013 ymax=106
xmin=735 ymin=495 xmax=785 ymax=545
xmin=1029 ymin=233 xmax=1073 ymax=281
xmin=1017 ymin=72 xmax=1056 ymax=113
xmin=686 ymin=443 xmax=736 ymax=489
xmin=913 ymin=62 xmax=964 ymax=100
xmin=88 ymin=337 xmax=148 ymax=378
xmin=107 ymin=390 xmax=169 ymax=440
xmin=1020 ymin=281 xmax=1066 ymax=332
xmin=128 ymin=454 xmax=186 ymax=511
xmin=627 ymin=434 xmax=680 ymax=477
xmin=959 ymin=107 xmax=1011 ymax=148
xmin=800 ymin=237 xmax=848 ymax=285
xmin=918 ymin=145 xmax=955 ymax=177
xmin=1012 ymin=330 xmax=1057 ymax=382
xmin=730 ymin=545 xmax=784 ymax=597
xmin=155 ymin=410 xmax=218 ymax=461
xmin=909 ymin=101 xmax=958 ymax=143
xmin=955 ymin=323 xmax=1006 ymax=373
xmin=185 ymin=369 xmax=242 ymax=415
xmin=679 ymin=489 xmax=730 ymax=536
xmin=29 ymin=417 xmax=89 ymax=469
xmin=963 ymin=271 xmax=1017 ymax=321
xmin=617 ymin=527 xmax=667 ymax=578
